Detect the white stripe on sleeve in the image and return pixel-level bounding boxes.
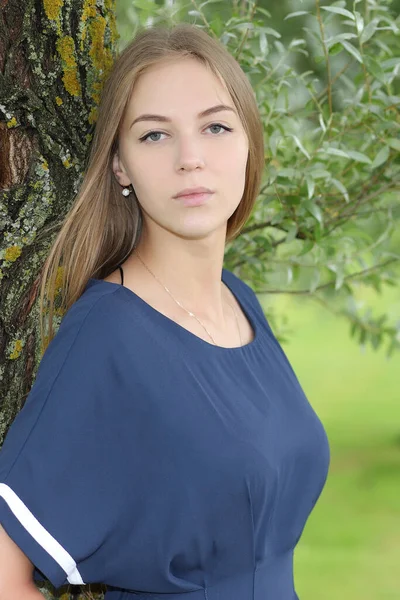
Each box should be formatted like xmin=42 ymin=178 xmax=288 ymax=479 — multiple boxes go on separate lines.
xmin=0 ymin=483 xmax=84 ymax=585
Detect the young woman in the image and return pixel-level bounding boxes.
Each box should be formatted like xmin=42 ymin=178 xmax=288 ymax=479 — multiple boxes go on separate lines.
xmin=0 ymin=23 xmax=330 ymax=600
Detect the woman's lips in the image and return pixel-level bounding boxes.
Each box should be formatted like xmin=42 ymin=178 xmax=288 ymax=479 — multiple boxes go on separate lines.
xmin=176 ymin=192 xmax=214 ymax=207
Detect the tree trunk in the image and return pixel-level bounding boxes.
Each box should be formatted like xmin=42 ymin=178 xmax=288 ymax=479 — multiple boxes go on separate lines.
xmin=0 ymin=2 xmax=117 ymax=594
xmin=0 ymin=0 xmax=117 ymax=438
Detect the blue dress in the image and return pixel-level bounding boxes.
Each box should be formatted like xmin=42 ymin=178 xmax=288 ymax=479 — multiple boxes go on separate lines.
xmin=0 ymin=267 xmax=330 ymax=599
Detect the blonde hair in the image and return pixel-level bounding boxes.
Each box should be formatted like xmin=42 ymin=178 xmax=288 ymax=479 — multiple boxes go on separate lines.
xmin=38 ymin=22 xmax=265 ymax=354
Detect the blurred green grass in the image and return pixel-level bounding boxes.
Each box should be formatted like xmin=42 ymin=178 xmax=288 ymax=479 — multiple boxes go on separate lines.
xmin=265 ymin=286 xmax=400 ymax=599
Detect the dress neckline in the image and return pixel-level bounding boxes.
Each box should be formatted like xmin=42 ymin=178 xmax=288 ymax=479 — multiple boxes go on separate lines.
xmin=88 ymin=266 xmax=260 ymax=352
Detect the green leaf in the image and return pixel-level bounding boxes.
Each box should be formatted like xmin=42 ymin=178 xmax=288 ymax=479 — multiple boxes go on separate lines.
xmin=304 ymin=201 xmax=324 ymax=227
xmin=329 ymin=43 xmax=344 ymax=56
xmin=282 ymin=195 xmax=301 ymax=206
xmin=326 ymin=32 xmax=358 ymax=46
xmin=310 ymin=169 xmax=331 ymax=179
xmin=309 ymin=269 xmax=321 ymax=293
xmin=285 ymin=224 xmax=298 ymax=243
xmin=234 ymin=22 xmax=255 ymax=32
xmin=360 ymin=19 xmax=378 ymax=44
xmin=371 ymin=145 xmax=390 ymax=169
xmin=387 ymin=138 xmax=400 ymax=152
xmin=326 ymin=264 xmax=345 ymax=291
xmin=271 ymin=212 xmax=284 ymax=224
xmin=259 ymin=32 xmax=268 ymax=56
xmin=381 ymin=58 xmax=400 ymax=69
xmin=277 ymin=168 xmax=298 ymax=178
xmin=350 ymin=321 xmax=359 ymax=337
xmin=335 ymin=268 xmax=344 ymax=291
xmin=298 ymin=240 xmax=315 ymax=256
xmin=268 ymin=131 xmax=280 ymax=157
xmin=284 ymin=11 xmax=310 ymax=20
xmin=255 ymin=6 xmax=271 ymax=18
xmin=199 ymin=0 xmax=223 ymax=5
xmin=321 ymin=147 xmax=350 ymax=159
xmin=291 ymin=135 xmax=311 ymax=160
xmin=289 ymin=39 xmax=307 ymax=48
xmin=321 ymin=6 xmax=355 ymax=20
xmin=274 ymin=40 xmax=286 ymax=54
xmin=331 ymin=178 xmax=350 ymax=202
xmin=371 ymin=333 xmax=382 ymax=350
xmin=305 ymin=175 xmax=315 ymax=200
xmin=364 ymin=55 xmax=386 ymax=83
xmin=341 ymin=40 xmax=363 ymax=64
xmin=359 ymin=328 xmax=367 ymax=346
xmin=354 ymin=12 xmax=364 ymax=35
xmin=346 ymin=150 xmax=372 ymax=164
xmin=263 ymin=27 xmax=281 ymax=39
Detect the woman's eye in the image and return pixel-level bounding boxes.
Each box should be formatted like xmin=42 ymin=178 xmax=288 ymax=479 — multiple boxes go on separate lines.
xmin=140 ymin=131 xmax=164 ymax=143
xmin=138 ymin=123 xmax=233 ymax=144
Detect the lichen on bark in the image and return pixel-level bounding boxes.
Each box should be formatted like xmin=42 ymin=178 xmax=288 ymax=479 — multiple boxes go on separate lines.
xmin=1 ymin=5 xmax=118 ymax=600
xmin=0 ymin=11 xmax=118 ymax=592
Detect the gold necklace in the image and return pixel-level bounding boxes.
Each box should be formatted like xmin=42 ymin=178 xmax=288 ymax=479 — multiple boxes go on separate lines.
xmin=135 ymin=251 xmax=242 ymax=347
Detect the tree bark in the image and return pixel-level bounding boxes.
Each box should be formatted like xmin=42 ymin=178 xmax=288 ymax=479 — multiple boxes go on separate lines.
xmin=0 ymin=0 xmax=118 ymax=445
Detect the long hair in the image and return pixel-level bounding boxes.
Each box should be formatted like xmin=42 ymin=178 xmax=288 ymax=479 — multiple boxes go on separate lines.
xmin=38 ymin=22 xmax=265 ymax=354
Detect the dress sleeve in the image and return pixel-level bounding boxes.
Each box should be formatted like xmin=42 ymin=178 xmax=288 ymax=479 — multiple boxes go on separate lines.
xmin=0 ymin=292 xmax=130 ymax=589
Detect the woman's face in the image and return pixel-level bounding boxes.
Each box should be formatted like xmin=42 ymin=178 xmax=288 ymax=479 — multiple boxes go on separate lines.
xmin=113 ymin=57 xmax=249 ymax=242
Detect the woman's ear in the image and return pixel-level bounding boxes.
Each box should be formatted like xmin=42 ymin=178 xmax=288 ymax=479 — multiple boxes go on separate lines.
xmin=112 ymin=153 xmax=131 ymax=187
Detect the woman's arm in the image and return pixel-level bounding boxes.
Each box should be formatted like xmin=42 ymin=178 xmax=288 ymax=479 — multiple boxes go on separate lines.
xmin=0 ymin=524 xmax=44 ymax=599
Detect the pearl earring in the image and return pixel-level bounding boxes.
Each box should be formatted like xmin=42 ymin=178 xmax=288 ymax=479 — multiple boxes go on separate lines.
xmin=122 ymin=187 xmax=131 ymax=197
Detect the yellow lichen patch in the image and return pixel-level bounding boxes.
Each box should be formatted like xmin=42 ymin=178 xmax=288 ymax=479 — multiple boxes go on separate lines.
xmin=56 ymin=37 xmax=82 ymax=97
xmin=91 ymin=81 xmax=103 ymax=105
xmin=55 ymin=96 xmax=63 ymax=106
xmin=57 ymin=36 xmax=77 ymax=68
xmin=89 ymin=16 xmax=113 ymax=75
xmin=80 ymin=30 xmax=86 ymax=49
xmin=4 ymin=245 xmax=22 ymax=262
xmin=80 ymin=0 xmax=97 ymax=49
xmin=43 ymin=0 xmax=63 ymax=21
xmin=82 ymin=0 xmax=97 ymax=22
xmin=88 ymin=107 xmax=98 ymax=124
xmin=42 ymin=160 xmax=49 ymax=170
xmin=9 ymin=339 xmax=23 ymax=360
xmin=63 ymin=158 xmax=72 ymax=168
xmin=104 ymin=0 xmax=118 ymax=43
xmin=108 ymin=12 xmax=118 ymax=45
xmin=62 ymin=70 xmax=81 ymax=96
xmin=6 ymin=117 xmax=17 ymax=128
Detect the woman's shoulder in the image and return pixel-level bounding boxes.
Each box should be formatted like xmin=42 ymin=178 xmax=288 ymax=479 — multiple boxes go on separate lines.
xmin=47 ymin=278 xmax=128 ymax=360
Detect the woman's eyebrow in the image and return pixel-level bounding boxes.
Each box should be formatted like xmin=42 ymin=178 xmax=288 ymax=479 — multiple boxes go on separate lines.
xmin=130 ymin=104 xmax=236 ymax=129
